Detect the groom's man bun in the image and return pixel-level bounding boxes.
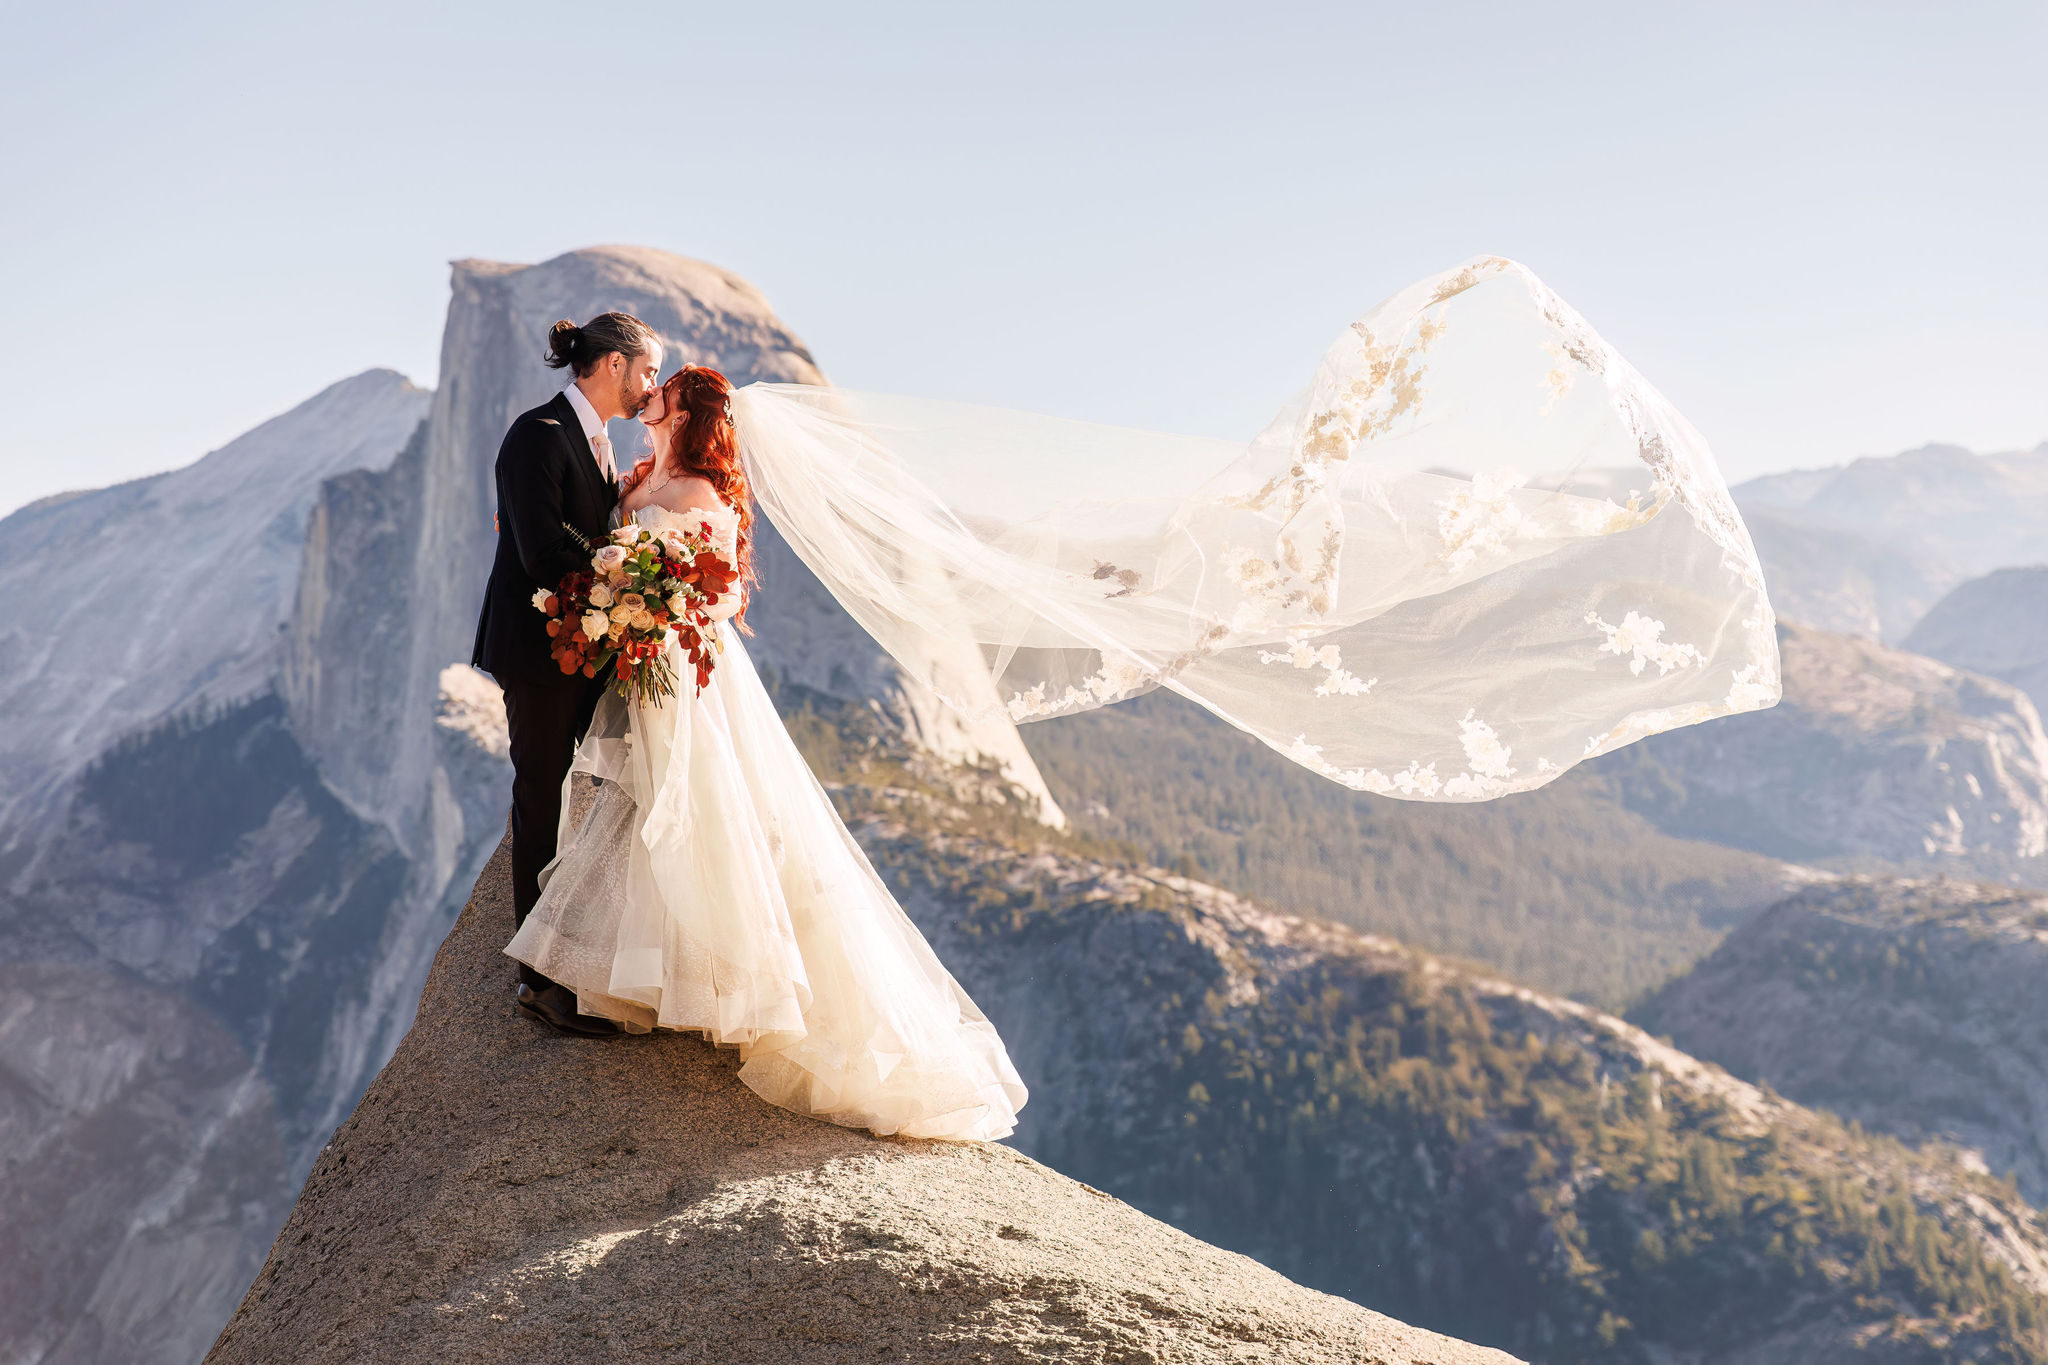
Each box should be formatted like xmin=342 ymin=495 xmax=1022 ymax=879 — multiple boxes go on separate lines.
xmin=544 ymin=311 xmax=661 ymax=377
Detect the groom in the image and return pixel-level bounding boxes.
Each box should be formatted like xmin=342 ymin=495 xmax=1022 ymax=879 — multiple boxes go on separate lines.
xmin=473 ymin=310 xmax=664 ymax=1036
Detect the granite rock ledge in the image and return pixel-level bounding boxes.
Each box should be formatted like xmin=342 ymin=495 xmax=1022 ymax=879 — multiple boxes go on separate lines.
xmin=204 ymin=831 xmax=1519 ymax=1365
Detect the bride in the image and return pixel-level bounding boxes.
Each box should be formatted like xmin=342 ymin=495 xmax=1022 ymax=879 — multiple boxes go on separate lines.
xmin=505 ymin=255 xmax=1781 ymax=1145
xmin=504 ymin=364 xmax=1029 ymax=1142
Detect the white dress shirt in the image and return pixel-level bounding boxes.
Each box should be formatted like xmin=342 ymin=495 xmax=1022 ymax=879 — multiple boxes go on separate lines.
xmin=561 ymin=382 xmax=615 ymax=482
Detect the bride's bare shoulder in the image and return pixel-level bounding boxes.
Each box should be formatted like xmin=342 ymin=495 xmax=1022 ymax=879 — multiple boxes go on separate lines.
xmin=638 ymin=473 xmax=721 ymax=514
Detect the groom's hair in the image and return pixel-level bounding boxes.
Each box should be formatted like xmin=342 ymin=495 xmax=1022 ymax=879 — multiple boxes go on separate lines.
xmin=544 ymin=312 xmax=661 ymax=377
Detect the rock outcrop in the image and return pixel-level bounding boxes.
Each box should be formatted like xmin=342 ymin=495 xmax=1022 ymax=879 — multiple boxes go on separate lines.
xmin=1605 ymin=620 xmax=2048 ymax=866
xmin=1634 ymin=876 xmax=2048 ymax=1205
xmin=205 ymin=834 xmax=1512 ymax=1365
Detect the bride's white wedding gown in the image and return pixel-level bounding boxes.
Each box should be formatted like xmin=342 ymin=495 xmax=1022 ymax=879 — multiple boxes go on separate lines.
xmin=504 ymin=505 xmax=1027 ymax=1142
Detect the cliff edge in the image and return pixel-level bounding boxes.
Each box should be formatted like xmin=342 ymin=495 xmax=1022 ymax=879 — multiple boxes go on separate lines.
xmin=204 ymin=829 xmax=1517 ymax=1365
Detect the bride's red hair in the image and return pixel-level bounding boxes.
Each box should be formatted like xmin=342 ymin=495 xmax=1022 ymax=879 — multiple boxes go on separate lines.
xmin=658 ymin=365 xmax=755 ymax=628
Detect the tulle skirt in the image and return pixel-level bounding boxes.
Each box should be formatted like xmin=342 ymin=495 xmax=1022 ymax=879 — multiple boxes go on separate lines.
xmin=503 ymin=624 xmax=1026 ymax=1142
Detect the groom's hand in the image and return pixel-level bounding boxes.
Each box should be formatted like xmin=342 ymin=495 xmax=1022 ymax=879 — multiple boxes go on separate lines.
xmin=618 ymin=455 xmax=657 ymax=498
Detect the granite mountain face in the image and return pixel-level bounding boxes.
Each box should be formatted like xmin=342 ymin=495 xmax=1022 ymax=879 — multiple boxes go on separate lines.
xmin=1605 ymin=621 xmax=2048 ymax=867
xmin=0 ymin=368 xmax=430 ymax=844
xmin=0 ymin=373 xmax=436 ymax=1365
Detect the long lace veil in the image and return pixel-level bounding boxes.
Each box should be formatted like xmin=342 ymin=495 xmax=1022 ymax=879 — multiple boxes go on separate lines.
xmin=731 ymin=256 xmax=1779 ymax=801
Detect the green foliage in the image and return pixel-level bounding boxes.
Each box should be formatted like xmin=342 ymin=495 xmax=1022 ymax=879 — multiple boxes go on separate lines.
xmin=1785 ymin=926 xmax=1944 ymax=1000
xmin=1017 ymin=690 xmax=1788 ymax=1009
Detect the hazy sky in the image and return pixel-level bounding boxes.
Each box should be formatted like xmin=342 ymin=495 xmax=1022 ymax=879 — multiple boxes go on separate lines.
xmin=2 ymin=1 xmax=2042 ymax=515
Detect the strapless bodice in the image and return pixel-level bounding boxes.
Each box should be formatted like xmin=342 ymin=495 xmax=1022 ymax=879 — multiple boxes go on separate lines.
xmin=626 ymin=500 xmax=744 ymax=622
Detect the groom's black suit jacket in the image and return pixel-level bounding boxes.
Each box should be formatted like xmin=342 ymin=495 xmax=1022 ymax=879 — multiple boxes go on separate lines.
xmin=472 ymin=390 xmax=619 ymax=687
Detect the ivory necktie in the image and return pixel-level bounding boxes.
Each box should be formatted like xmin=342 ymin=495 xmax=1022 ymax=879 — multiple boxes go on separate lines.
xmin=592 ymin=430 xmax=617 ymax=484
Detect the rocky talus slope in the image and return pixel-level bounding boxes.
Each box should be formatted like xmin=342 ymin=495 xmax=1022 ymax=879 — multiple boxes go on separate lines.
xmin=205 ymin=832 xmax=1514 ymax=1365
xmin=1634 ymin=878 xmax=2048 ymax=1206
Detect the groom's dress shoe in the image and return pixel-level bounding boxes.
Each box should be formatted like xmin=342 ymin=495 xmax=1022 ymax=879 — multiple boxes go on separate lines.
xmin=516 ymin=983 xmax=622 ymax=1037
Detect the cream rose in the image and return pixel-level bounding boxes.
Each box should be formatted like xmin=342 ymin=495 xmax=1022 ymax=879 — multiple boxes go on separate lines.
xmin=609 ymin=603 xmax=635 ymax=625
xmin=630 ymin=609 xmax=657 ymax=631
xmin=588 ymin=583 xmax=614 ymax=608
xmin=593 ymin=544 xmax=628 ymax=571
xmin=665 ymin=590 xmax=690 ymax=614
xmin=530 ymin=588 xmax=552 ymax=611
xmin=618 ymin=591 xmax=646 ymax=612
xmin=579 ymin=610 xmax=609 ymax=640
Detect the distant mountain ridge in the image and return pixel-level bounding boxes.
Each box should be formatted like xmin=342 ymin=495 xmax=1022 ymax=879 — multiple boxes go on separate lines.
xmin=1731 ymin=439 xmax=2048 ymax=641
xmin=1906 ymin=567 xmax=2048 ymax=720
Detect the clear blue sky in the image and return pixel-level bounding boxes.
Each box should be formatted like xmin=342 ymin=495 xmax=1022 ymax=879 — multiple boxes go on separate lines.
xmin=2 ymin=1 xmax=2042 ymax=515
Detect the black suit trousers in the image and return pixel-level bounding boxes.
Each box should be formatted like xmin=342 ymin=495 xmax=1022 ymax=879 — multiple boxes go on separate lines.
xmin=499 ymin=674 xmax=605 ymax=991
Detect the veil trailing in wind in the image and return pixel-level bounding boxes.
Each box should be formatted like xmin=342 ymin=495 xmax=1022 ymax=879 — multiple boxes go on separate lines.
xmin=730 ymin=256 xmax=1779 ymax=801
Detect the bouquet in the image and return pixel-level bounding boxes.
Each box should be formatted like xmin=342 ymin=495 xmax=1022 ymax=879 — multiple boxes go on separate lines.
xmin=532 ymin=512 xmax=741 ymax=705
